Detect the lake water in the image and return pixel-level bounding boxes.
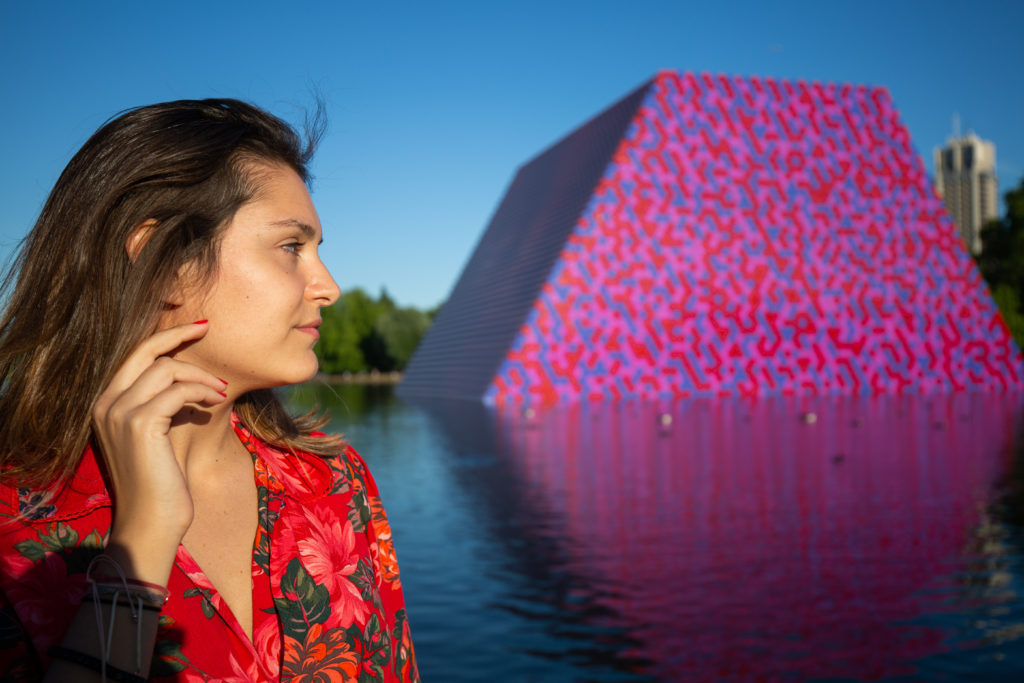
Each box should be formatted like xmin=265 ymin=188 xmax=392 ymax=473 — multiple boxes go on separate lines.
xmin=285 ymin=384 xmax=1024 ymax=682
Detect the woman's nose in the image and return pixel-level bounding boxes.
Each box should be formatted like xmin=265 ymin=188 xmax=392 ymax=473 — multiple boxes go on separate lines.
xmin=309 ymin=257 xmax=341 ymax=306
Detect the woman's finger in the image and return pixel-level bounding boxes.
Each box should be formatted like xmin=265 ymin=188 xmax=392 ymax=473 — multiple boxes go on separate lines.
xmin=97 ymin=380 xmax=227 ymax=445
xmin=100 ymin=356 xmax=226 ymax=420
xmin=131 ymin=382 xmax=229 ymax=430
xmin=100 ymin=321 xmax=212 ymax=399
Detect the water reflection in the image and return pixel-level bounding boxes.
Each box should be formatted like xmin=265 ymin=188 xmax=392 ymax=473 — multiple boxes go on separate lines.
xmin=287 ymin=384 xmax=1024 ymax=681
xmin=287 ymin=382 xmax=400 ymax=420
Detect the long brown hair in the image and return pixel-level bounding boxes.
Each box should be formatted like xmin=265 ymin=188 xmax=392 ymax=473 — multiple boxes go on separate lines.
xmin=0 ymin=98 xmax=341 ymax=486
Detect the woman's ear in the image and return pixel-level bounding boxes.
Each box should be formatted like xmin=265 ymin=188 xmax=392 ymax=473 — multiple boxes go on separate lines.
xmin=125 ymin=219 xmax=159 ymax=263
xmin=127 ymin=219 xmax=188 ymax=308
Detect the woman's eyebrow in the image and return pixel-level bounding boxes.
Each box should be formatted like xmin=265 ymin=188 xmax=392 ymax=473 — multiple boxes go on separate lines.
xmin=268 ymin=218 xmax=317 ymax=239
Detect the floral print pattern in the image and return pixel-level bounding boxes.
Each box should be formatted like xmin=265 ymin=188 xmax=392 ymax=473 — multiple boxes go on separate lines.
xmin=0 ymin=420 xmax=419 ymax=681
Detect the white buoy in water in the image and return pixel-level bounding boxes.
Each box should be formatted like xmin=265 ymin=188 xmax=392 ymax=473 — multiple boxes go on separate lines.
xmin=801 ymin=412 xmax=817 ymax=424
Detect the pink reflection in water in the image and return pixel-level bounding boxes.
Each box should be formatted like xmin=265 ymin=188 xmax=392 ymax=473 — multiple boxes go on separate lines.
xmin=493 ymin=392 xmax=1022 ymax=681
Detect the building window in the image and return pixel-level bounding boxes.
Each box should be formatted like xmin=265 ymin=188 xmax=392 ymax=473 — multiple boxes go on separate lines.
xmin=962 ymin=145 xmax=974 ymax=170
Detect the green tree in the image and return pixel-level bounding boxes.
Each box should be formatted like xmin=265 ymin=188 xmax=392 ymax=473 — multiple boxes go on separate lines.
xmin=978 ymin=176 xmax=1024 ymax=347
xmin=315 ymin=287 xmax=440 ymax=374
xmin=992 ymin=284 xmax=1024 ymax=345
xmin=316 ymin=288 xmax=379 ymax=373
xmin=317 ymin=304 xmax=366 ymax=373
xmin=360 ymin=327 xmax=394 ymax=372
xmin=374 ymin=307 xmax=432 ymax=370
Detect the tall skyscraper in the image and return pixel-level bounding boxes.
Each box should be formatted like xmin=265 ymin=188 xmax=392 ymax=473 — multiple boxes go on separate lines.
xmin=933 ymin=133 xmax=998 ymax=254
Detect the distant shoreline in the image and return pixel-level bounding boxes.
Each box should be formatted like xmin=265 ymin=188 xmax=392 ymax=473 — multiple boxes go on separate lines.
xmin=316 ymin=371 xmax=403 ymax=385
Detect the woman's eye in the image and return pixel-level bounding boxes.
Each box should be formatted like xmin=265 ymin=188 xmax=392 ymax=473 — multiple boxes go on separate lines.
xmin=282 ymin=242 xmax=304 ymax=254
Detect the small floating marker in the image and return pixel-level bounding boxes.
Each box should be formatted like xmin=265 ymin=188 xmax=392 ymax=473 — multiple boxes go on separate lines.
xmin=658 ymin=413 xmax=673 ymax=437
xmin=832 ymin=453 xmax=846 ymax=464
xmin=523 ymin=407 xmax=535 ymax=420
xmin=801 ymin=412 xmax=817 ymax=424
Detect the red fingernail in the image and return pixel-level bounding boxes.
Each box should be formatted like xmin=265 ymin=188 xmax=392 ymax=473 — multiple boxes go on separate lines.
xmin=193 ymin=319 xmax=208 ymax=325
xmin=217 ymin=391 xmax=227 ymax=398
xmin=217 ymin=377 xmax=228 ymax=385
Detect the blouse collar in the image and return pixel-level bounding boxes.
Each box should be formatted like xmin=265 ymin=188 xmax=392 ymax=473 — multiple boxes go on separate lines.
xmin=5 ymin=420 xmax=335 ymax=526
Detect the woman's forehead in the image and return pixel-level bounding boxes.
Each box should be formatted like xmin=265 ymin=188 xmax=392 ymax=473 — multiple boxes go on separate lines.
xmin=229 ymin=166 xmax=321 ymax=236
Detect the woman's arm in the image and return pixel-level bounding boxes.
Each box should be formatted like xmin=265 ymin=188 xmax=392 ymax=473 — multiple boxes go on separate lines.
xmin=44 ymin=558 xmax=163 ymax=682
xmin=40 ymin=321 xmax=227 ymax=681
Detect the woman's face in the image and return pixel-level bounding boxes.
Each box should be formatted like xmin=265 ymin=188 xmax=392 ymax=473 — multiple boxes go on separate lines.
xmin=165 ymin=163 xmax=340 ymax=393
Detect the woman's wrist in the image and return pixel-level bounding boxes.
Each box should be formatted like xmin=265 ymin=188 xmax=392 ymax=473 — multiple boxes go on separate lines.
xmin=102 ymin=534 xmax=179 ymax=588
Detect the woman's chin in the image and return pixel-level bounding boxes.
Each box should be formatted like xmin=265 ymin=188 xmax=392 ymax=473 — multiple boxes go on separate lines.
xmin=290 ymin=358 xmax=321 ymax=385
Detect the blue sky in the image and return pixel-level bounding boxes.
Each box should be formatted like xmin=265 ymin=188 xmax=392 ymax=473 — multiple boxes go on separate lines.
xmin=2 ymin=1 xmax=1022 ymax=309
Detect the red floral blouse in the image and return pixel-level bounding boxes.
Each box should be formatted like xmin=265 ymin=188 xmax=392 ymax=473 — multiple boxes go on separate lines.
xmin=0 ymin=420 xmax=419 ymax=682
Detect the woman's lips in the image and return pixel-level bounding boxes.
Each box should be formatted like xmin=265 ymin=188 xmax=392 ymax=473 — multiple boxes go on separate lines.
xmin=297 ymin=324 xmax=321 ymax=339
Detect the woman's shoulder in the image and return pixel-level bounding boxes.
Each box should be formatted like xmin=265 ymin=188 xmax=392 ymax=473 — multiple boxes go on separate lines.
xmin=240 ymin=424 xmax=378 ymax=502
xmin=321 ymin=439 xmax=372 ymax=483
xmin=309 ymin=438 xmax=382 ymax=503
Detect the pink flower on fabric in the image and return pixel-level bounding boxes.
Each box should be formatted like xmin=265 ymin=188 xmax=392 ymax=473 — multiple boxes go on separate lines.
xmin=297 ymin=505 xmax=369 ymax=628
xmin=221 ymin=649 xmax=263 ymax=683
xmin=253 ymin=612 xmax=283 ymax=679
xmin=272 ymin=502 xmax=370 ymax=630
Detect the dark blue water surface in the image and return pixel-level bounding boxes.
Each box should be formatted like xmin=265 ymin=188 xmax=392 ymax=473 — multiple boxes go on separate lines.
xmin=286 ymin=384 xmax=1024 ymax=682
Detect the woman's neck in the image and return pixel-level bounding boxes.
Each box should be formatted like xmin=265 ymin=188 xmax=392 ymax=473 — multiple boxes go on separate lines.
xmin=167 ymin=400 xmax=246 ymax=481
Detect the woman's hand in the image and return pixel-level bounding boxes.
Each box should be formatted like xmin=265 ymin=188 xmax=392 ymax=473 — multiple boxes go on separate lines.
xmin=91 ymin=320 xmax=228 ymax=585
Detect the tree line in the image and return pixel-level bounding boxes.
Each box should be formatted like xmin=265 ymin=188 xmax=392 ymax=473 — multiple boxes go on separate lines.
xmin=315 ymin=288 xmax=439 ymax=374
xmin=977 ymin=175 xmax=1024 ymax=347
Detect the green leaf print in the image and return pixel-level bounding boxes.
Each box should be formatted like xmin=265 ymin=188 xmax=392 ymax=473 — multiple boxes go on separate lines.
xmin=253 ymin=485 xmax=276 ymax=569
xmin=392 ymin=609 xmax=415 ymax=680
xmin=182 ymin=587 xmax=216 ymax=619
xmin=351 ymin=613 xmax=391 ymax=679
xmin=38 ymin=523 xmax=78 ymax=552
xmin=150 ymin=638 xmax=189 ymax=676
xmin=348 ymin=558 xmax=371 ymax=597
xmin=274 ymin=557 xmax=331 ymax=640
xmin=365 ymin=612 xmax=381 ymax=637
xmin=349 ymin=558 xmax=383 ymax=611
xmin=81 ymin=530 xmax=104 ymax=549
xmin=330 ymin=478 xmax=351 ymax=497
xmin=327 ymin=456 xmax=353 ymax=495
xmin=370 ymin=640 xmax=390 ymax=667
xmin=361 ymin=662 xmax=385 ymax=682
xmin=253 ymin=535 xmax=271 ymax=571
xmin=348 ymin=490 xmax=370 ymax=533
xmin=13 ymin=540 xmax=46 ymax=562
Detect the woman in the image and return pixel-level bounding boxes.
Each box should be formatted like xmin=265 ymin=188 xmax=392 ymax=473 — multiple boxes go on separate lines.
xmin=0 ymin=99 xmax=419 ymax=681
